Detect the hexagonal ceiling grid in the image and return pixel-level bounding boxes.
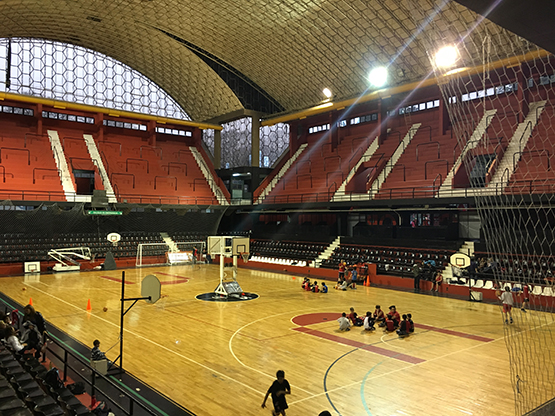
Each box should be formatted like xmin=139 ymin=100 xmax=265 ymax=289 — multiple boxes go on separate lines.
xmin=0 ymin=0 xmax=540 ymax=121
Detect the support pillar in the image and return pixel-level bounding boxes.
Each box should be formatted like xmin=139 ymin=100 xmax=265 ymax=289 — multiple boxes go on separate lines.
xmin=251 ymin=116 xmax=260 ymax=167
xmin=214 ymin=129 xmax=222 ymax=169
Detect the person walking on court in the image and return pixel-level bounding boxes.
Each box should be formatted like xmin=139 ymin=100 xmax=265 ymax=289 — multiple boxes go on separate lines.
xmin=262 ymin=370 xmax=291 ymax=416
xmin=499 ymin=286 xmax=514 ymax=324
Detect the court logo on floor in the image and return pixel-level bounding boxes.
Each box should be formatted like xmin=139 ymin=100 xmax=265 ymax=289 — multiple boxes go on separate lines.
xmin=196 ymin=292 xmax=259 ymax=302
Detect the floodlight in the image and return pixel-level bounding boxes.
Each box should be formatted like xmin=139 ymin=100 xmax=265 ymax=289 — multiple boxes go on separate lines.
xmin=368 ymin=67 xmax=388 ymax=88
xmin=322 ymin=88 xmax=332 ymax=98
xmin=434 ymin=45 xmax=458 ymax=68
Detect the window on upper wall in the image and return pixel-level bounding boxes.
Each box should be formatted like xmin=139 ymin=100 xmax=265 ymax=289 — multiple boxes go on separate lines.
xmin=0 ymin=38 xmax=190 ymax=120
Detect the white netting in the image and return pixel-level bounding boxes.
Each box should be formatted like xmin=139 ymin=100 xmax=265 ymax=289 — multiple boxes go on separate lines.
xmin=401 ymin=1 xmax=555 ymax=414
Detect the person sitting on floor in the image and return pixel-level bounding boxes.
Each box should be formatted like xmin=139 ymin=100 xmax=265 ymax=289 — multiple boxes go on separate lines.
xmin=388 ymin=305 xmax=400 ymax=328
xmin=407 ymin=313 xmax=415 ymax=333
xmin=375 ymin=305 xmax=386 ymax=327
xmin=348 ymin=307 xmax=364 ymax=327
xmin=312 ymin=281 xmax=319 ymax=293
xmin=396 ymin=314 xmax=410 ymax=337
xmin=321 ymin=282 xmax=328 ymax=293
xmin=384 ymin=314 xmax=396 ymax=332
xmin=337 ymin=313 xmax=351 ymax=331
xmin=363 ymin=311 xmax=375 ymax=331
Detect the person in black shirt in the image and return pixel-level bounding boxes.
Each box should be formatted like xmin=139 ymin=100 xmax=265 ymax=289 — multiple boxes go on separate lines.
xmin=261 ymin=370 xmax=291 ymax=415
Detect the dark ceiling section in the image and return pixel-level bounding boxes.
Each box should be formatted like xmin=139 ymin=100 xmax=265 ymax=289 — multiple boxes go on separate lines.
xmin=156 ymin=28 xmax=285 ymax=115
xmin=455 ymin=0 xmax=555 ymax=54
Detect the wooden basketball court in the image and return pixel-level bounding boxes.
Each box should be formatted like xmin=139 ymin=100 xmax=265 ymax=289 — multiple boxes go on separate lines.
xmin=0 ymin=264 xmax=541 ymax=415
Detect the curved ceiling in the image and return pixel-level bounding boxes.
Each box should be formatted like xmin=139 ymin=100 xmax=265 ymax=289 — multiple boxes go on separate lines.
xmin=0 ymin=0 xmax=539 ymax=122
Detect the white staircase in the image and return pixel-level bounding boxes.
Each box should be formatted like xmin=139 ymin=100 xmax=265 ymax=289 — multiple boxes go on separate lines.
xmin=255 ymin=143 xmax=308 ymax=204
xmin=368 ymin=123 xmax=421 ymax=198
xmin=82 ymin=134 xmax=117 ymax=203
xmin=47 ymin=130 xmax=88 ymax=202
xmin=487 ymin=101 xmax=546 ymax=190
xmin=312 ymin=236 xmax=341 ymax=268
xmin=331 ymin=137 xmax=379 ymax=202
xmin=160 ymin=232 xmax=179 ymax=253
xmin=439 ymin=109 xmax=497 ymax=195
xmin=189 ymin=146 xmax=229 ymax=205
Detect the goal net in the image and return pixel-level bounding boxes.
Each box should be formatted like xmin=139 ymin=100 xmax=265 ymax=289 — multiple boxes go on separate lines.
xmin=400 ymin=1 xmax=555 ymax=413
xmin=135 ymin=242 xmax=171 ymax=267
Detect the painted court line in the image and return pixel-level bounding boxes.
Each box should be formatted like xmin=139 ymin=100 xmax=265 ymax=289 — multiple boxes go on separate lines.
xmin=415 ymin=323 xmax=494 ymax=342
xmin=100 ymin=275 xmax=135 ymax=284
xmin=293 ymin=327 xmax=425 ymax=364
xmin=156 ymin=272 xmax=190 ymax=279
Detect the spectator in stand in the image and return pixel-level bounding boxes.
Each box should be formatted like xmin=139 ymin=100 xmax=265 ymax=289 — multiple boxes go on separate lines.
xmin=321 ymin=282 xmax=328 ymax=293
xmin=20 ymin=321 xmax=43 ymax=358
xmin=363 ymin=312 xmax=375 ymax=331
xmin=468 ymin=258 xmax=477 ymax=279
xmin=396 ymin=314 xmax=410 ymax=337
xmin=407 ymin=313 xmax=415 ymax=333
xmin=374 ymin=305 xmax=386 ymax=326
xmin=91 ymin=339 xmax=108 ymax=361
xmin=348 ymin=307 xmax=363 ymax=327
xmin=22 ymin=305 xmax=46 ymax=341
xmin=337 ymin=313 xmax=351 ymax=331
xmin=498 ymin=286 xmax=514 ymax=324
xmin=433 ymin=271 xmax=443 ymax=292
xmin=4 ymin=326 xmax=24 ymax=353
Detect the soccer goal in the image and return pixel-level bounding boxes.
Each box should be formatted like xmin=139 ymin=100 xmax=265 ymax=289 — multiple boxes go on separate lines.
xmin=135 ymin=242 xmax=171 ymax=267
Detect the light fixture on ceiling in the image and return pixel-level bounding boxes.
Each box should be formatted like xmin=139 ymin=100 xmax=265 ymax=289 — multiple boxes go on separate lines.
xmin=322 ymin=88 xmax=332 ymax=99
xmin=368 ymin=67 xmax=388 ymax=88
xmin=434 ymin=45 xmax=459 ymax=68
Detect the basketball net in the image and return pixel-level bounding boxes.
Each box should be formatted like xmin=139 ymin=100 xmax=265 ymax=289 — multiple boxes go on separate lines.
xmin=240 ymin=252 xmax=249 ymax=263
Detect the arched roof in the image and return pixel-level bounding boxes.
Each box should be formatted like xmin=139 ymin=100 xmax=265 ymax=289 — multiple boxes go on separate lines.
xmin=0 ymin=0 xmax=537 ymax=122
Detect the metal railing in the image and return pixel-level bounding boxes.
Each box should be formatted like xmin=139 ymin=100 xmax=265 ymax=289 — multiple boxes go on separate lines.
xmin=44 ymin=335 xmax=159 ymax=416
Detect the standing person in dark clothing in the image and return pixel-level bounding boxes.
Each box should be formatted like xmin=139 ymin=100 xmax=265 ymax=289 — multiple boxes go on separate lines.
xmin=262 ymin=370 xmax=291 ymax=415
xmin=22 ymin=305 xmax=46 ymax=338
xmin=412 ymin=261 xmax=422 ymax=291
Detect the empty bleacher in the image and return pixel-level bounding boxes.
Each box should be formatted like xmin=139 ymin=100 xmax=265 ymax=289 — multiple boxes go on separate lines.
xmin=0 ymin=119 xmax=64 ymax=202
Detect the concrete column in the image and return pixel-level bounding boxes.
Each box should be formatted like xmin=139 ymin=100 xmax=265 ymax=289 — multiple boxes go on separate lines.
xmin=251 ymin=116 xmax=260 ymax=167
xmin=214 ymin=129 xmax=222 ymax=169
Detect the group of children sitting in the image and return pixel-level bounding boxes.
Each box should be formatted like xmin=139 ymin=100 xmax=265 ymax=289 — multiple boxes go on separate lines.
xmin=0 ymin=306 xmax=46 ymax=358
xmin=301 ymin=278 xmax=329 ymax=293
xmin=337 ymin=305 xmax=415 ymax=337
xmin=335 ymin=262 xmax=360 ymax=290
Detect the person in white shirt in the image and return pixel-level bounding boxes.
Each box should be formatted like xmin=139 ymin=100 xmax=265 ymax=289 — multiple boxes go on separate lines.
xmin=363 ymin=311 xmax=375 ymax=331
xmin=337 ymin=313 xmax=351 ymax=331
xmin=498 ymin=286 xmax=514 ymax=324
xmin=5 ymin=326 xmax=24 ymax=352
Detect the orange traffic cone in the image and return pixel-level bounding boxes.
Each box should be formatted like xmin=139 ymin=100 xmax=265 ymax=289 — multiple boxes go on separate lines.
xmin=86 ymin=299 xmax=92 ymax=312
xmin=29 ymin=297 xmax=33 ymax=306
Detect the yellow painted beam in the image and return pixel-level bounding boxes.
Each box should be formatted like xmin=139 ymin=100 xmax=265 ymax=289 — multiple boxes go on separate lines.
xmin=0 ymin=92 xmax=222 ymax=131
xmin=262 ymin=49 xmax=552 ymax=127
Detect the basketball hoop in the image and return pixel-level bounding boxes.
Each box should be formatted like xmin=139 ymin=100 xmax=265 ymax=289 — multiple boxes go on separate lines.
xmin=107 ymin=232 xmax=121 ymax=247
xmin=240 ymin=252 xmax=249 ymax=263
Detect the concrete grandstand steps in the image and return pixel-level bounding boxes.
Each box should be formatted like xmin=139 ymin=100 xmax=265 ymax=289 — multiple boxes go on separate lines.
xmin=485 ymin=101 xmax=546 ymax=192
xmin=255 ymin=143 xmax=308 ymax=204
xmin=439 ymin=110 xmax=498 ymax=193
xmin=83 ymin=134 xmax=117 ymax=203
xmin=331 ymin=136 xmax=379 ymax=202
xmin=368 ymin=123 xmax=421 ymax=198
xmin=313 ymin=236 xmax=341 ymax=267
xmin=189 ymin=146 xmax=228 ymax=205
